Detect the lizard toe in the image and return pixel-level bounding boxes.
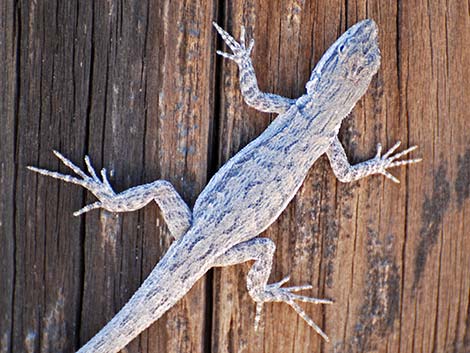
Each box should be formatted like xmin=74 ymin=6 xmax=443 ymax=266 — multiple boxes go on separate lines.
xmin=250 ymin=277 xmax=332 ymax=341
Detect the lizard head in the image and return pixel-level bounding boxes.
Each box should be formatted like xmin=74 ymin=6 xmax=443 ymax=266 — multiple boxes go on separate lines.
xmin=305 ymin=19 xmax=381 ymax=98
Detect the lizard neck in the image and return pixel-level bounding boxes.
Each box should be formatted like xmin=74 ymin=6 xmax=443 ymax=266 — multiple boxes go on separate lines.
xmin=295 ymin=94 xmax=345 ymax=136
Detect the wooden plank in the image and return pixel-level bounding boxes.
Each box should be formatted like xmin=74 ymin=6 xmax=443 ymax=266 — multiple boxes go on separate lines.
xmin=397 ymin=0 xmax=470 ymax=351
xmin=212 ymin=0 xmax=470 ymax=352
xmin=0 ymin=0 xmax=216 ymax=352
xmin=0 ymin=1 xmax=17 ymax=352
xmin=10 ymin=1 xmax=88 ymax=352
xmin=2 ymin=0 xmax=470 ymax=352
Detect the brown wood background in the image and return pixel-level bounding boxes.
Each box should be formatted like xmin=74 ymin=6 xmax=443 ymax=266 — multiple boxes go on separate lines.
xmin=1 ymin=0 xmax=469 ymax=352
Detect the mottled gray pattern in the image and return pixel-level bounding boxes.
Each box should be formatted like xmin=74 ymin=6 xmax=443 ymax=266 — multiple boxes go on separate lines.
xmin=28 ymin=19 xmax=420 ymax=352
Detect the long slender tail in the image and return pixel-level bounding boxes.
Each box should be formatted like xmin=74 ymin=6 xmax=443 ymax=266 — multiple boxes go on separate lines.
xmin=77 ymin=236 xmax=211 ymax=353
xmin=77 ymin=283 xmax=162 ymax=353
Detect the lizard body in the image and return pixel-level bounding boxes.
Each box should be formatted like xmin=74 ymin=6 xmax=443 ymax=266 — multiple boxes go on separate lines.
xmin=28 ymin=19 xmax=421 ymax=352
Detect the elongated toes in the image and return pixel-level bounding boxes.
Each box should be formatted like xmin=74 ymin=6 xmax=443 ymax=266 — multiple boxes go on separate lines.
xmin=213 ymin=22 xmax=254 ymax=63
xmin=216 ymin=50 xmax=236 ymax=60
xmin=27 ymin=166 xmax=87 ymax=187
xmin=382 ymin=140 xmax=402 ymax=159
xmin=375 ymin=143 xmax=383 ymax=158
xmin=388 ymin=145 xmax=418 ymax=161
xmin=101 ymin=168 xmax=114 ymax=193
xmin=253 ymin=282 xmax=331 ymax=341
xmin=73 ymin=201 xmax=102 ymax=216
xmin=288 ymin=300 xmax=329 ymax=341
xmin=382 ymin=170 xmax=400 ymax=183
xmin=53 ymin=150 xmax=89 ymax=179
xmin=275 ymin=276 xmax=291 ymax=287
xmin=84 ymin=155 xmax=100 ymax=181
xmin=240 ymin=25 xmax=246 ymax=47
xmin=213 ymin=22 xmax=241 ymax=51
xmin=375 ymin=144 xmax=421 ymax=184
xmin=248 ymin=39 xmax=255 ymax=54
xmin=285 ymin=284 xmax=313 ymax=292
xmin=388 ymin=157 xmax=422 ymax=168
xmin=289 ymin=293 xmax=334 ymax=304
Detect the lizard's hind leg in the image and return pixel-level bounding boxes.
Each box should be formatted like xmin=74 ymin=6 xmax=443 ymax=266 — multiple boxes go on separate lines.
xmin=213 ymin=238 xmax=332 ymax=341
xmin=28 ymin=151 xmax=192 ymax=239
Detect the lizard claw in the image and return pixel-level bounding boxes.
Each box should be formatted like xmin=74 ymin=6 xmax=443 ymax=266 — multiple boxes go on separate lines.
xmin=28 ymin=151 xmax=116 ymax=215
xmin=216 ymin=50 xmax=236 ymax=61
xmin=74 ymin=201 xmax=103 ymax=216
xmin=253 ymin=276 xmax=332 ymax=341
xmin=213 ymin=22 xmax=254 ymax=63
xmin=374 ymin=142 xmax=422 ymax=183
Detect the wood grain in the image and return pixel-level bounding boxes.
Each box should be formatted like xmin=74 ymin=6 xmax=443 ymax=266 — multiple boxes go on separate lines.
xmin=1 ymin=0 xmax=469 ymax=352
xmin=0 ymin=1 xmax=216 ymax=352
xmin=212 ymin=0 xmax=470 ymax=352
xmin=0 ymin=1 xmax=17 ymax=352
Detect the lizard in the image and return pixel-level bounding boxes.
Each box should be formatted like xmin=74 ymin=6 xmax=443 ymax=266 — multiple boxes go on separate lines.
xmin=28 ymin=19 xmax=421 ymax=352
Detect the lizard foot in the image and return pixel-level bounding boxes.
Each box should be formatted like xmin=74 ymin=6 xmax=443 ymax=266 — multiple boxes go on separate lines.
xmin=252 ymin=276 xmax=333 ymax=341
xmin=213 ymin=22 xmax=254 ymax=64
xmin=372 ymin=141 xmax=422 ymax=183
xmin=28 ymin=151 xmax=116 ymax=216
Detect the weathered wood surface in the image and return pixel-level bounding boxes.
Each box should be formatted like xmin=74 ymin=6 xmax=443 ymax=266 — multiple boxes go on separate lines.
xmin=1 ymin=1 xmax=469 ymax=352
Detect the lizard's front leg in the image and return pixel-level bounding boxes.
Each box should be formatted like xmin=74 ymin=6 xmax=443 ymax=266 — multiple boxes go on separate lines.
xmin=326 ymin=135 xmax=422 ymax=183
xmin=213 ymin=23 xmax=296 ymax=114
xmin=28 ymin=151 xmax=192 ymax=239
xmin=213 ymin=238 xmax=332 ymax=341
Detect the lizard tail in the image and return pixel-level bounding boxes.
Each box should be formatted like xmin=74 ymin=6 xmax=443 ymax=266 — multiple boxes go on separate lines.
xmin=76 ymin=233 xmax=212 ymax=353
xmin=76 ymin=287 xmax=161 ymax=353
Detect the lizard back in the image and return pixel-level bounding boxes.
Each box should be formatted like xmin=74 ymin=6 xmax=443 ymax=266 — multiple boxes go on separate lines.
xmin=191 ymin=19 xmax=380 ymax=246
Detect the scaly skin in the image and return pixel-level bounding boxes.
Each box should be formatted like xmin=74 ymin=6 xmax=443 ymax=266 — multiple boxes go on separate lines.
xmin=28 ymin=19 xmax=421 ymax=352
